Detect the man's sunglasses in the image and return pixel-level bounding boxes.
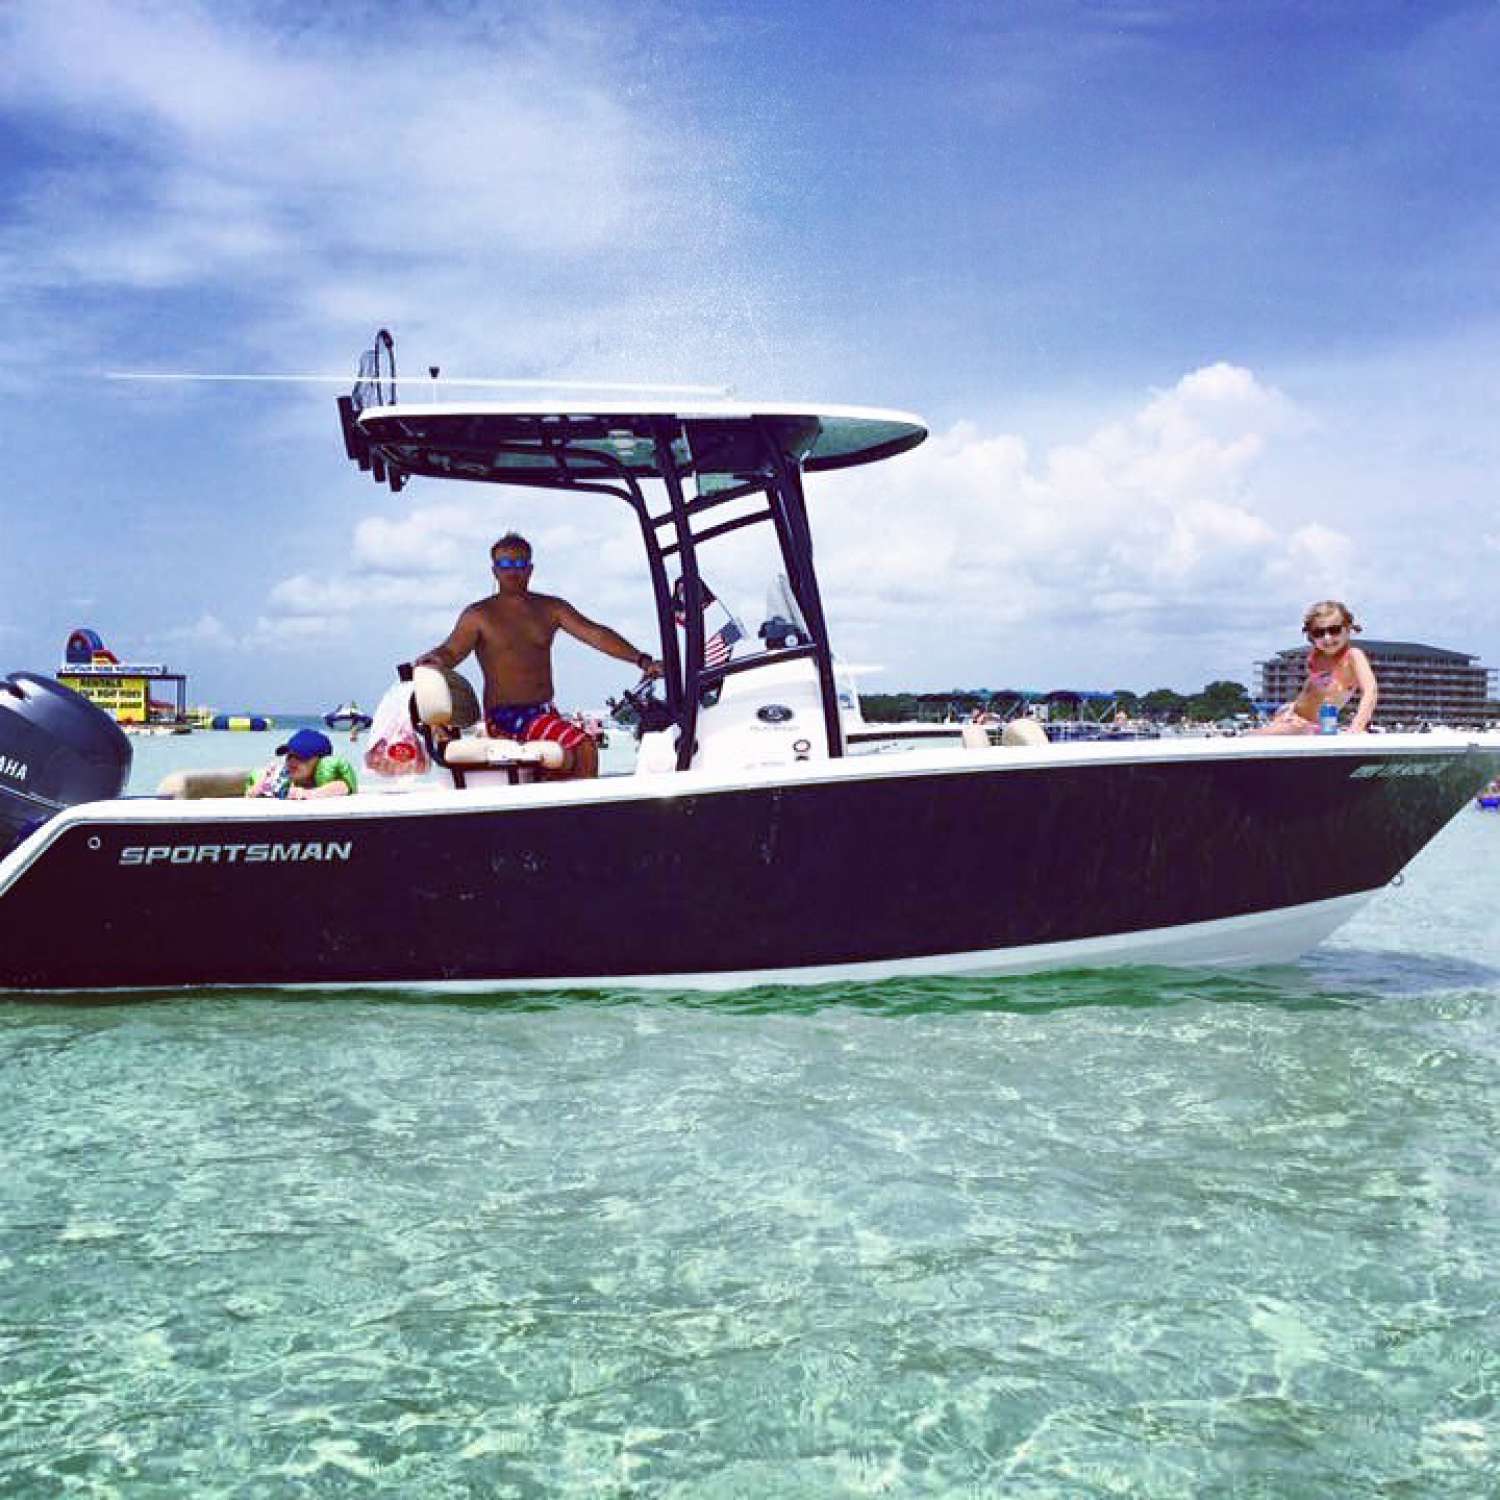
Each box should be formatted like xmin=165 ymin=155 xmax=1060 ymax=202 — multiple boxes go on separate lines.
xmin=1307 ymin=624 xmax=1346 ymax=640
xmin=492 ymin=557 xmax=532 ymax=571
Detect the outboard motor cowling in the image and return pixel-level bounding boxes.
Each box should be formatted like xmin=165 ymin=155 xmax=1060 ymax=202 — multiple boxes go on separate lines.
xmin=0 ymin=673 xmax=132 ymax=858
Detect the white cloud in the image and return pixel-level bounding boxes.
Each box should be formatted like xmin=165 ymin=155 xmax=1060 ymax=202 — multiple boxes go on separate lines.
xmin=156 ymin=612 xmax=235 ymax=649
xmin=813 ymin=363 xmax=1326 ymax=663
xmin=0 ymin=0 xmax=749 ymax=380
xmin=0 ymin=2 xmax=706 ymax=272
xmin=244 ymin=612 xmax=354 ymax=652
xmin=350 ymin=503 xmax=519 ymax=579
xmin=259 ymin=498 xmax=645 ymax=643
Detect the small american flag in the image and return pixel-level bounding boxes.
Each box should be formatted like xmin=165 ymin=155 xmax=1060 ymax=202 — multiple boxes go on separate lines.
xmin=704 ymin=617 xmax=743 ymax=669
xmin=673 ymin=575 xmax=744 ymax=669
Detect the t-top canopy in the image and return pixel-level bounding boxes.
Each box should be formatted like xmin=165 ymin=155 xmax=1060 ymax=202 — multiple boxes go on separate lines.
xmin=349 ymin=400 xmax=928 ymax=491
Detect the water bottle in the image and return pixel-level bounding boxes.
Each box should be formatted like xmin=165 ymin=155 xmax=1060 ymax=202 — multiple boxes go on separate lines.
xmin=1318 ymin=702 xmax=1339 ymax=735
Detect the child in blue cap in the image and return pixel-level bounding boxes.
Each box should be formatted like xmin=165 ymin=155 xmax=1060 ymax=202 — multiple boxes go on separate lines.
xmin=245 ymin=728 xmax=360 ymax=800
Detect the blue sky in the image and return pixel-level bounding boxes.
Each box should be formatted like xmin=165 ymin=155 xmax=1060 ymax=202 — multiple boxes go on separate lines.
xmin=2 ymin=0 xmax=1498 ymax=711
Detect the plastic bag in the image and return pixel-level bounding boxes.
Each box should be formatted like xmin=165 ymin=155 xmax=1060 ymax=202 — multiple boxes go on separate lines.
xmin=363 ymin=681 xmax=431 ymax=777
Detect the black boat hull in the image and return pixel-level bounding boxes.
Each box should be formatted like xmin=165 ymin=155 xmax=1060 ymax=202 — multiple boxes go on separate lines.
xmin=0 ymin=740 xmax=1495 ymax=992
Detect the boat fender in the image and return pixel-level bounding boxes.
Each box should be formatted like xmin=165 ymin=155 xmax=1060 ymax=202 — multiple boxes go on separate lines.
xmin=157 ymin=768 xmax=257 ymax=800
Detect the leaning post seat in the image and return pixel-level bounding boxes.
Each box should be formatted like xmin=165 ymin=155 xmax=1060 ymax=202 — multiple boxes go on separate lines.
xmin=408 ymin=662 xmax=482 ymax=732
xmin=404 ymin=664 xmax=564 ymax=787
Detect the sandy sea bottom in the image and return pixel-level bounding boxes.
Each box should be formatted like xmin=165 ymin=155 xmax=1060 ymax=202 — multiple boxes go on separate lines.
xmin=1 ymin=732 xmax=1498 ymax=1495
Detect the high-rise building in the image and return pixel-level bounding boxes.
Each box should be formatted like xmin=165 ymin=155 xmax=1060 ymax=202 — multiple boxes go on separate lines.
xmin=1257 ymin=639 xmax=1499 ymax=727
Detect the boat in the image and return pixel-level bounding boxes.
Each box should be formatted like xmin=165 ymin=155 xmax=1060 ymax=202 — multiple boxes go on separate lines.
xmin=1 ymin=330 xmax=1498 ymax=993
xmin=323 ymin=701 xmax=374 ymax=732
xmin=1477 ymin=778 xmax=1500 ymax=810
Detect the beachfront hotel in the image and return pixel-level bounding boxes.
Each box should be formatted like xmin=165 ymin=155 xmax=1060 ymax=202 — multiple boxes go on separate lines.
xmin=1257 ymin=639 xmax=1500 ymax=728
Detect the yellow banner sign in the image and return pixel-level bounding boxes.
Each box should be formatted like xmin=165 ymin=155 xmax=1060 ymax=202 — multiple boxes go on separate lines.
xmin=59 ymin=675 xmax=149 ymax=722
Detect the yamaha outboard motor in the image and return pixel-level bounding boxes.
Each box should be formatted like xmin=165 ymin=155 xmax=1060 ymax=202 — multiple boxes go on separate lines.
xmin=0 ymin=673 xmax=132 ymax=858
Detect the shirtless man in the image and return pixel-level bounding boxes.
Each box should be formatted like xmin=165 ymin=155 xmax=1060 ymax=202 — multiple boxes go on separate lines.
xmin=416 ymin=533 xmax=660 ymax=778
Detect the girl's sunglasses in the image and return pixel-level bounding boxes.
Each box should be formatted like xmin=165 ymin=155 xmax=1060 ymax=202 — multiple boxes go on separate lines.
xmin=1307 ymin=623 xmax=1346 ymax=640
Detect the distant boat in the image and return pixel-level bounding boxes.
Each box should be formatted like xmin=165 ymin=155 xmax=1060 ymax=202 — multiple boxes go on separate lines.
xmin=211 ymin=714 xmax=273 ymax=731
xmin=323 ymin=701 xmax=373 ymax=731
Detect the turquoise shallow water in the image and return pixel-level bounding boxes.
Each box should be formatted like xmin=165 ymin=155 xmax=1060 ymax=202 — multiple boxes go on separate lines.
xmin=3 ymin=735 xmax=1499 ymax=1495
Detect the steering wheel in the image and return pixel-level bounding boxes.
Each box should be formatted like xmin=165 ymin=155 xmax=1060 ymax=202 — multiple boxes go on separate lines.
xmin=607 ymin=676 xmax=676 ymax=739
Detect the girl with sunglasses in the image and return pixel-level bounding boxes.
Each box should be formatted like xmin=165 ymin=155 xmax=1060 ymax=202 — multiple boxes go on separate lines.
xmin=1254 ymin=600 xmax=1377 ymax=735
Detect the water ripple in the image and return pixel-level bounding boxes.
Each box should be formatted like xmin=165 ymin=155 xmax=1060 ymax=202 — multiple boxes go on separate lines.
xmin=4 ymin=818 xmax=1500 ymax=1492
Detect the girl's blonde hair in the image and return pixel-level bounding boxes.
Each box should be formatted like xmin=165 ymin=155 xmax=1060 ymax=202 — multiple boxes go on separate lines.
xmin=1303 ymin=599 xmax=1361 ymax=634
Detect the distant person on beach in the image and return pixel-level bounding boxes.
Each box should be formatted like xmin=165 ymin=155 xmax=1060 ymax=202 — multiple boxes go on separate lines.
xmin=415 ymin=532 xmax=661 ymax=779
xmin=245 ymin=728 xmax=359 ymax=799
xmin=1253 ymin=600 xmax=1377 ymax=734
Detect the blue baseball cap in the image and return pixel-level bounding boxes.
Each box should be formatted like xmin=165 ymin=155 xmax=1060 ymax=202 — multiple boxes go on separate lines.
xmin=276 ymin=728 xmax=334 ymax=760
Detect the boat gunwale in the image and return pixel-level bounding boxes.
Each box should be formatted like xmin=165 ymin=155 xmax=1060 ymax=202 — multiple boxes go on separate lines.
xmin=7 ymin=728 xmax=1494 ymax=843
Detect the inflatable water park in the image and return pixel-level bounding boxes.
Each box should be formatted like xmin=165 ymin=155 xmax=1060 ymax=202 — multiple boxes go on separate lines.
xmin=211 ymin=714 xmax=274 ymax=732
xmin=55 ymin=628 xmax=190 ymax=732
xmin=53 ymin=629 xmax=276 ymax=733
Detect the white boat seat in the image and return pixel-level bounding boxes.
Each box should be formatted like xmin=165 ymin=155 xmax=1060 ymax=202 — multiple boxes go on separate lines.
xmin=411 ymin=664 xmax=482 ymax=731
xmin=405 ymin=663 xmax=563 ymax=786
xmin=443 ymin=737 xmax=565 ymax=770
xmin=1000 ymin=719 xmax=1049 ymax=748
